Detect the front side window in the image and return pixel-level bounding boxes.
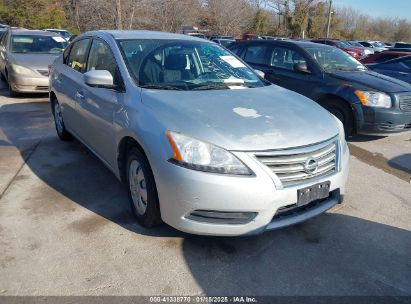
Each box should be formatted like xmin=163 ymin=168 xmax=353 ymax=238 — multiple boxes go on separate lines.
xmin=67 ymin=38 xmax=90 ymax=73
xmin=270 ymin=46 xmax=307 ymax=71
xmin=86 ymin=39 xmax=118 ymax=82
xmin=306 ymin=46 xmax=366 ymax=71
xmin=118 ymin=39 xmax=266 ymax=90
xmin=10 ymin=34 xmax=67 ymax=54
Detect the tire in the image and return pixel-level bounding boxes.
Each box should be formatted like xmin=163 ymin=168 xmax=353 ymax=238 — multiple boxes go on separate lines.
xmin=52 ymin=99 xmax=73 ymax=141
xmin=126 ymin=147 xmax=162 ymax=228
xmin=7 ymin=78 xmax=18 ymax=98
xmin=321 ymin=99 xmax=354 ymax=136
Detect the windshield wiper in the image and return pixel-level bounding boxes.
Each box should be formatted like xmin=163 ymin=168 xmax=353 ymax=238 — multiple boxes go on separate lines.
xmin=140 ymin=84 xmax=184 ymax=91
xmin=192 ymin=83 xmax=256 ymax=91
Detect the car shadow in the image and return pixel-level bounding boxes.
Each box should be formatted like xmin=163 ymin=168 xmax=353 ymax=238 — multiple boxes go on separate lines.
xmin=182 ymin=214 xmax=411 ymax=295
xmin=0 ymin=100 xmax=185 ymax=238
xmin=389 ymin=154 xmax=411 ymax=174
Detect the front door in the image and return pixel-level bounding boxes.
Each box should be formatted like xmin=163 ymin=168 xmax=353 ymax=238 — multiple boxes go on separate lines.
xmin=77 ymin=38 xmax=123 ymax=168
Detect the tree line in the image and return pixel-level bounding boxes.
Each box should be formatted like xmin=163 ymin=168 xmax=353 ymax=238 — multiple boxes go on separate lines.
xmin=1 ymin=0 xmax=410 ymax=42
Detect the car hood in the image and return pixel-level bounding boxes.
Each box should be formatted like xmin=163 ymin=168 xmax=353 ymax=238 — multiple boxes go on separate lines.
xmin=9 ymin=53 xmax=60 ymax=70
xmin=329 ymin=70 xmax=411 ymax=93
xmin=141 ymin=85 xmax=338 ymax=151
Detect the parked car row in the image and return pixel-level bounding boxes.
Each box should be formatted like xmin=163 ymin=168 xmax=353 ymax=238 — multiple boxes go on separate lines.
xmin=2 ymin=27 xmax=410 ymax=236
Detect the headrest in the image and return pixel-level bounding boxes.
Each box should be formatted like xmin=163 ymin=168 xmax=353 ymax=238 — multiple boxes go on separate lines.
xmin=164 ymin=53 xmax=187 ymax=70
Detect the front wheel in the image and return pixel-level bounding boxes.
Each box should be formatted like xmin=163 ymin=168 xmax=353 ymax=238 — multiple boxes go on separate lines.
xmin=321 ymin=99 xmax=354 ymax=136
xmin=52 ymin=100 xmax=72 ymax=141
xmin=127 ymin=147 xmax=162 ymax=228
xmin=8 ymin=80 xmax=18 ymax=98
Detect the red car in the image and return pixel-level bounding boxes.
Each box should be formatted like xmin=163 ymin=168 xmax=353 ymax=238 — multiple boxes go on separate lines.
xmin=360 ymin=50 xmax=411 ymax=64
xmin=237 ymin=33 xmax=263 ymax=41
xmin=311 ymin=39 xmax=365 ymax=59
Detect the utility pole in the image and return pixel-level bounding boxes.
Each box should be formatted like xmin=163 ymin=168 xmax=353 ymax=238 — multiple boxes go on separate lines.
xmin=116 ymin=0 xmax=122 ymax=30
xmin=326 ymin=0 xmax=332 ymax=38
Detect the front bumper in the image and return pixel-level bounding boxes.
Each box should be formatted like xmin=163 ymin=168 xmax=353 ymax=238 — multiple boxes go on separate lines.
xmin=8 ymin=72 xmax=49 ymax=93
xmin=355 ymin=103 xmax=411 ymax=135
xmin=152 ymin=140 xmax=349 ymax=236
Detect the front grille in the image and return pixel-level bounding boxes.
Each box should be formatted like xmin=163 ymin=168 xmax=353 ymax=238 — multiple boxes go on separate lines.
xmin=37 ymin=69 xmax=49 ymax=76
xmin=399 ymin=95 xmax=411 ymax=112
xmin=254 ymin=139 xmax=338 ymax=187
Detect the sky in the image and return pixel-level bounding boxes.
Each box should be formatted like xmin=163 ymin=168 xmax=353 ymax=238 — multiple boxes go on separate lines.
xmin=333 ymin=0 xmax=411 ymax=20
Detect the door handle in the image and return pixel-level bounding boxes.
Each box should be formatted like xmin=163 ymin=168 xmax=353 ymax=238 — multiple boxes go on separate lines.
xmin=398 ymin=72 xmax=408 ymax=75
xmin=75 ymin=91 xmax=85 ymax=101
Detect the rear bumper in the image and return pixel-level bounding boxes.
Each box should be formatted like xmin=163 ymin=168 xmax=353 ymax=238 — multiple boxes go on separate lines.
xmin=355 ymin=104 xmax=411 ymax=135
xmin=9 ymin=72 xmax=49 ymax=93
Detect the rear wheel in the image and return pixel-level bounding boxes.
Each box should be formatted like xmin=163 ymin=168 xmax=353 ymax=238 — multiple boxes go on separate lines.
xmin=126 ymin=147 xmax=162 ymax=227
xmin=321 ymin=99 xmax=354 ymax=135
xmin=52 ymin=99 xmax=73 ymax=141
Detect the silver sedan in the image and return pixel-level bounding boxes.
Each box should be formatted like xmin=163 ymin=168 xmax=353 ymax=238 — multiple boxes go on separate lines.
xmin=49 ymin=30 xmax=349 ymax=236
xmin=0 ymin=29 xmax=67 ymax=96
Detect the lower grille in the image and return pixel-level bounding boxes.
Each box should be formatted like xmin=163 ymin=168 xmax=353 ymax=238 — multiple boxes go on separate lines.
xmin=254 ymin=138 xmax=338 ymax=187
xmin=36 ymin=86 xmax=48 ymax=90
xmin=399 ymin=95 xmax=411 ymax=112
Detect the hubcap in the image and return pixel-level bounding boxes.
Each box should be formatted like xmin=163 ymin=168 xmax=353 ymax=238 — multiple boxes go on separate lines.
xmin=54 ymin=103 xmax=64 ymax=134
xmin=129 ymin=160 xmax=148 ymax=215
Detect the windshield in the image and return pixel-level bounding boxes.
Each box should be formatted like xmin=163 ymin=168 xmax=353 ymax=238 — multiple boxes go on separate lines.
xmin=348 ymin=41 xmax=363 ymax=47
xmin=48 ymin=30 xmax=71 ymax=39
xmin=306 ymin=46 xmax=366 ymax=71
xmin=118 ymin=39 xmax=266 ymax=90
xmin=11 ymin=34 xmax=67 ymax=54
xmin=219 ymin=40 xmax=235 ymax=47
xmin=335 ymin=41 xmax=349 ymax=48
xmin=371 ymin=42 xmax=384 ymax=47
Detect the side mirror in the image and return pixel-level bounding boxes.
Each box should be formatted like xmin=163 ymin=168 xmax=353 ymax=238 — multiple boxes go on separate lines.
xmin=254 ymin=69 xmax=265 ymax=78
xmin=84 ymin=70 xmax=115 ymax=88
xmin=293 ymin=63 xmax=311 ymax=74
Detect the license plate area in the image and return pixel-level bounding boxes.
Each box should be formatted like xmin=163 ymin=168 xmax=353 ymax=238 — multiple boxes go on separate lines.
xmin=297 ymin=181 xmax=330 ymax=207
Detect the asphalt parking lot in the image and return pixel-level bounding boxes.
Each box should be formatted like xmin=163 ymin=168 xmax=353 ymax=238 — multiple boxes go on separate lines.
xmin=0 ymin=80 xmax=410 ymax=296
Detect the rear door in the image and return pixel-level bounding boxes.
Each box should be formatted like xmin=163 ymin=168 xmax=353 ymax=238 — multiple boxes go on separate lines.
xmin=55 ymin=38 xmax=91 ymax=137
xmin=78 ymin=38 xmax=123 ymax=168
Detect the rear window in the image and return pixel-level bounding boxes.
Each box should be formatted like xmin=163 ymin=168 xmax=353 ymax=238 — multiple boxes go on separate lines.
xmin=11 ymin=34 xmax=67 ymax=54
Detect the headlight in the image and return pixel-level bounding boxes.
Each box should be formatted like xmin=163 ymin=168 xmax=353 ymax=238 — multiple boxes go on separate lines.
xmin=166 ymin=131 xmax=252 ymax=175
xmin=11 ymin=64 xmax=37 ymax=76
xmin=354 ymin=90 xmax=392 ymax=108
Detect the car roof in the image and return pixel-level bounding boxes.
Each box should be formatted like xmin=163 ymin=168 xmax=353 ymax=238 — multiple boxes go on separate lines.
xmin=232 ymin=39 xmax=334 ymax=49
xmin=9 ymin=29 xmax=61 ymax=36
xmin=86 ymin=30 xmax=205 ymax=42
xmin=44 ymin=29 xmax=69 ymax=32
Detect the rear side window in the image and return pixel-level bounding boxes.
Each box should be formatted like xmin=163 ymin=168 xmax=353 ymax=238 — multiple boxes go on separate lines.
xmin=270 ymin=46 xmax=307 ymax=71
xmin=401 ymin=57 xmax=411 ymax=69
xmin=67 ymin=38 xmax=90 ymax=73
xmin=244 ymin=45 xmax=270 ymax=65
xmin=228 ymin=44 xmax=243 ymax=56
